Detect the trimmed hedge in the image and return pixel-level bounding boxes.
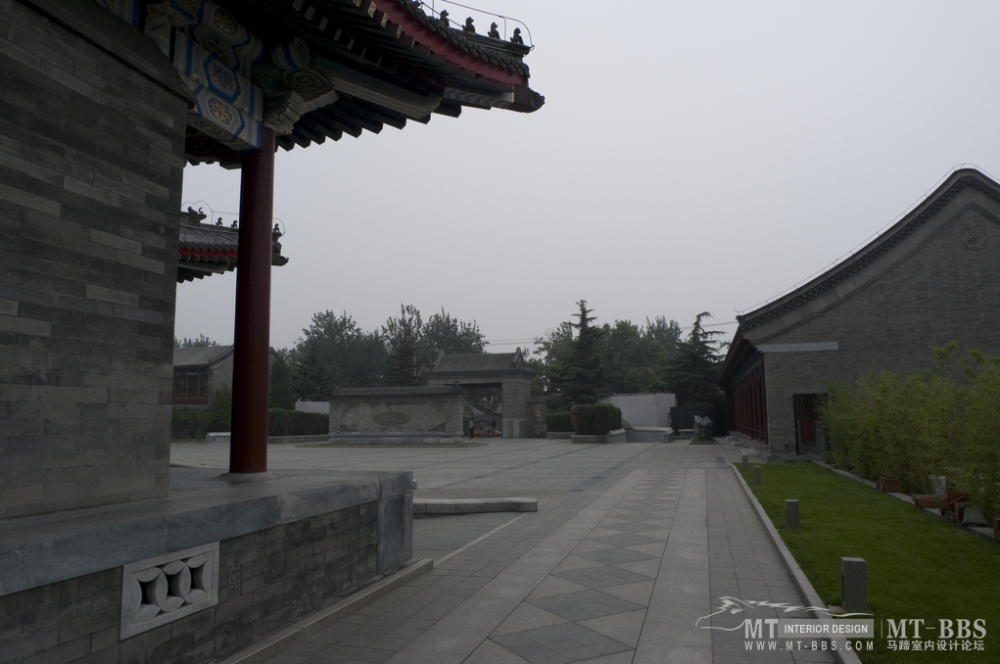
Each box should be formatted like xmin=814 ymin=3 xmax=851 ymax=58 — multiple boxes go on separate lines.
xmin=171 ymin=407 xmax=213 ymax=439
xmin=546 ymin=411 xmax=573 ymax=432
xmin=267 ymin=409 xmax=329 ymax=437
xmin=570 ymin=403 xmax=622 ymax=435
xmin=172 ymin=406 xmax=328 ymax=439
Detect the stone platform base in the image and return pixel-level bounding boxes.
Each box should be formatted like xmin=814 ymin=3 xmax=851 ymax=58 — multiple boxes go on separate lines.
xmin=0 ymin=468 xmax=412 ymax=664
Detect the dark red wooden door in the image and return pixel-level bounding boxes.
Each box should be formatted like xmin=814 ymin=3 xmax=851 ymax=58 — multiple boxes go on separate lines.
xmin=794 ymin=394 xmax=820 ymax=453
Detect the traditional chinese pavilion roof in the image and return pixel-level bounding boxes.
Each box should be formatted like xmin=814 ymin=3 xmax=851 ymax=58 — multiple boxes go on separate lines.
xmin=177 ymin=208 xmax=288 ymax=282
xmin=133 ymin=0 xmax=543 ymax=165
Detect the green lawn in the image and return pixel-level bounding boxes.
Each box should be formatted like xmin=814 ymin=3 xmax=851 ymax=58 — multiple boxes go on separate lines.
xmin=738 ymin=462 xmax=1000 ymax=663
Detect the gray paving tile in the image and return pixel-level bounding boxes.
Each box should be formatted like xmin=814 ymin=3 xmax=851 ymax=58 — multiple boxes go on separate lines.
xmin=491 ymin=623 xmax=631 ymax=664
xmin=577 ymin=608 xmax=646 ymax=648
xmin=527 ymin=589 xmax=645 ymax=622
xmin=587 ymin=533 xmax=665 ymax=548
xmin=182 ymin=442 xmax=830 ymax=664
xmin=576 ymin=547 xmax=658 ymax=566
xmin=553 ymin=565 xmax=654 ymax=589
xmin=597 ymin=521 xmax=668 ymax=535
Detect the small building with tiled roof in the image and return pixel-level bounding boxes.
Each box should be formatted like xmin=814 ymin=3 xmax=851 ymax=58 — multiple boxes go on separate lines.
xmin=172 ymin=345 xmax=235 ymax=406
xmin=719 ymin=168 xmax=1000 ymax=457
xmin=423 ymin=350 xmax=534 ymax=437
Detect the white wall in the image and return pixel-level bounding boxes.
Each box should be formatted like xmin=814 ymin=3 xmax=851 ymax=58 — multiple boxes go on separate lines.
xmin=601 ymin=393 xmax=676 ymax=428
xmin=295 ymin=401 xmax=331 ymax=414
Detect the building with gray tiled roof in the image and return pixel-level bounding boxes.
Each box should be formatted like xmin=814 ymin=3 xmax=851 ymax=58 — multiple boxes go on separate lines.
xmin=719 ymin=168 xmax=1000 ymax=457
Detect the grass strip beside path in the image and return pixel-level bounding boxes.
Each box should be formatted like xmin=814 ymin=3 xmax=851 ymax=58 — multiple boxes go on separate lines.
xmin=738 ymin=462 xmax=1000 ymax=664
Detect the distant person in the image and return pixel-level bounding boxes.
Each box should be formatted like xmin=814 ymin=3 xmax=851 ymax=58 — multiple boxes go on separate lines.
xmin=469 ymin=417 xmax=475 ymax=438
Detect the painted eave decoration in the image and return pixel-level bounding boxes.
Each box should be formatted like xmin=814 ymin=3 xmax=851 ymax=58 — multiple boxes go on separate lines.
xmin=177 ymin=208 xmax=287 ymax=283
xmin=98 ymin=0 xmax=544 ymax=166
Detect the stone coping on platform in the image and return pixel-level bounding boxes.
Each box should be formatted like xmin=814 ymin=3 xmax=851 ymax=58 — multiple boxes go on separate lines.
xmin=624 ymin=427 xmax=673 ymax=443
xmin=204 ymin=433 xmax=331 ymax=445
xmin=0 ymin=467 xmax=412 ymax=596
xmin=413 ymin=497 xmax=537 ymax=515
xmin=328 ymin=432 xmax=466 ymax=445
xmin=571 ymin=428 xmax=627 ymax=444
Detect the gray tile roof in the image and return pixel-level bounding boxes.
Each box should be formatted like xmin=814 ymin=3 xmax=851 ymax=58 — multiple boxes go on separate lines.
xmin=329 ymin=384 xmax=466 ymax=398
xmin=173 ymin=345 xmax=234 ymax=367
xmin=425 ymin=350 xmax=532 ymax=376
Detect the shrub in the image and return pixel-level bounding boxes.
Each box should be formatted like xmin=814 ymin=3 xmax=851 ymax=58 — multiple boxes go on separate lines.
xmin=570 ymin=403 xmax=622 ymax=435
xmin=822 ymin=344 xmax=1000 ymax=516
xmin=546 ymin=411 xmax=573 ymax=432
xmin=267 ymin=409 xmax=329 ymax=436
xmin=171 ymin=407 xmax=212 ymax=439
xmin=822 ymin=369 xmax=959 ymax=493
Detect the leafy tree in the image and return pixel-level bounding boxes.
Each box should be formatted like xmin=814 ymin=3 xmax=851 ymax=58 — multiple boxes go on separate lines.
xmin=382 ymin=304 xmax=426 ymax=386
xmin=288 ymin=311 xmax=385 ymax=399
xmin=663 ymin=312 xmax=725 ymax=406
xmin=533 ymin=321 xmax=575 ymax=395
xmin=421 ymin=308 xmax=486 ymax=366
xmin=268 ymin=349 xmax=296 ymax=409
xmin=174 ymin=334 xmax=218 ymax=348
xmin=644 ymin=316 xmax=683 ymax=363
xmin=551 ymin=300 xmax=607 ymax=407
xmin=599 ymin=320 xmax=670 ymax=394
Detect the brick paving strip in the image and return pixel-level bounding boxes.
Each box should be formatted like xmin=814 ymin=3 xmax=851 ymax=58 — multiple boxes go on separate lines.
xmin=174 ymin=440 xmax=835 ymax=664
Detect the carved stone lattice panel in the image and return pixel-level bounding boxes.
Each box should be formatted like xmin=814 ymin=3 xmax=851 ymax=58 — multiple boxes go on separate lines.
xmin=120 ymin=543 xmax=219 ymax=639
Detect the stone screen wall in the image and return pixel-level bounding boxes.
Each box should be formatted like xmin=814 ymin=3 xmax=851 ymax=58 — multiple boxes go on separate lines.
xmin=0 ymin=0 xmax=190 ymax=517
xmin=330 ymin=394 xmax=466 ymax=435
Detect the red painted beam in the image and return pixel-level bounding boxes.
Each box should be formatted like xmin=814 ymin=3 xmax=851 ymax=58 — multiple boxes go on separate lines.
xmin=229 ymin=127 xmax=275 ymax=475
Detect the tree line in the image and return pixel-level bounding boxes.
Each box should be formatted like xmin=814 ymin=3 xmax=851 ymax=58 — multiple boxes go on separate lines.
xmin=177 ymin=301 xmax=727 ymax=411
xmin=532 ymin=301 xmax=726 ymax=411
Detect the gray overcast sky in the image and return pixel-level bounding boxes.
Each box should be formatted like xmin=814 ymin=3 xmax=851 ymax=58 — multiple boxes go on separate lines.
xmin=176 ymin=0 xmax=1000 ymax=353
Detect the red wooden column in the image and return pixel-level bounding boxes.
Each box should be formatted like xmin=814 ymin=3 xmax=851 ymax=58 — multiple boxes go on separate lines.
xmin=229 ymin=127 xmax=275 ymax=474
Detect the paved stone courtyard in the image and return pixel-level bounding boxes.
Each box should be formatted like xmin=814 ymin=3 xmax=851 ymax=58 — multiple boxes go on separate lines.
xmin=171 ymin=439 xmax=833 ymax=664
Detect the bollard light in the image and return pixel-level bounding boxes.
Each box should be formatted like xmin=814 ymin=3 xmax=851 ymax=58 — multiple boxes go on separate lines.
xmin=841 ymin=557 xmax=867 ymax=613
xmin=742 ymin=451 xmax=749 ymax=470
xmin=753 ymin=465 xmax=762 ymax=485
xmin=785 ymin=499 xmax=799 ymax=529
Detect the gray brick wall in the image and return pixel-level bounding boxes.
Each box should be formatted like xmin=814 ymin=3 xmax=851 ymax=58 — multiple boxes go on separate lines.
xmin=745 ymin=186 xmax=1000 ymax=452
xmin=0 ymin=503 xmax=379 ymax=664
xmin=0 ymin=1 xmax=189 ymax=517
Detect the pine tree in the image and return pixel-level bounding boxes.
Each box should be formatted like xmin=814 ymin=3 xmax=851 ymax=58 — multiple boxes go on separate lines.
xmin=552 ymin=300 xmax=607 ymax=407
xmin=664 ymin=312 xmax=725 ymax=406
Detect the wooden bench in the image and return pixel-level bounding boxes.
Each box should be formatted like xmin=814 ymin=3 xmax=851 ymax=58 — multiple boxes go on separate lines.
xmin=939 ymin=491 xmax=970 ymax=523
